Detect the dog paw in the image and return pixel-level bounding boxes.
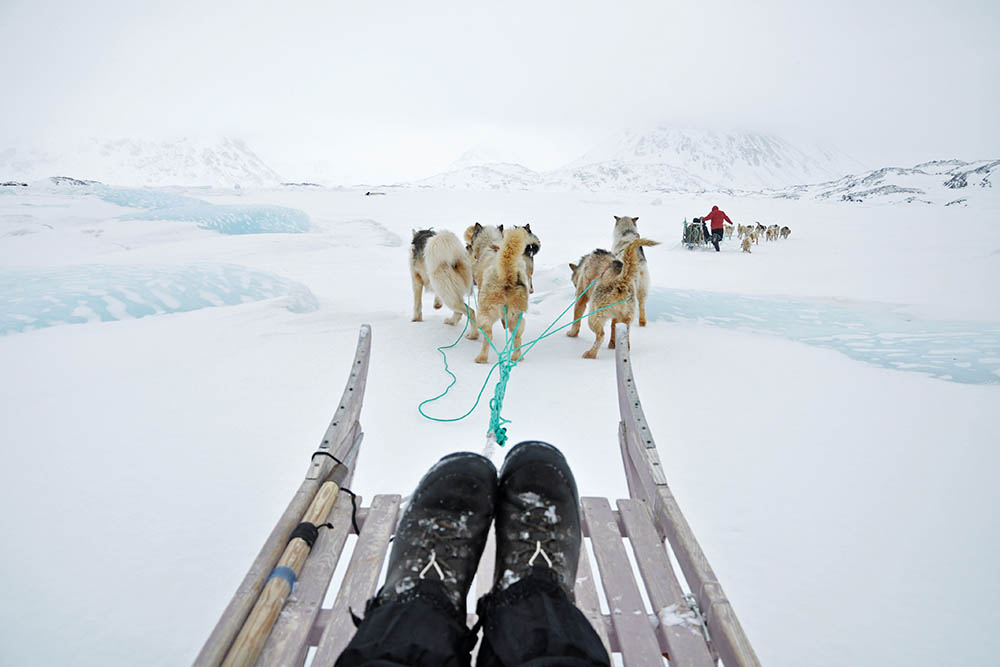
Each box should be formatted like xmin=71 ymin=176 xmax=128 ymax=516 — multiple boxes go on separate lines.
xmin=582 ymin=349 xmax=598 ymax=359
xmin=433 ymin=300 xmax=442 ymax=310
xmin=411 ymin=315 xmax=422 ymax=322
xmin=466 ymin=331 xmax=480 ymax=340
xmin=566 ymin=329 xmax=579 ymax=338
xmin=638 ymin=318 xmax=646 ymax=327
xmin=475 ymin=355 xmax=489 ymax=364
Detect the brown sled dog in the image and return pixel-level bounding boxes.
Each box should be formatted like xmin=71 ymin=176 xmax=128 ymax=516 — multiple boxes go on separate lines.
xmin=566 ymin=249 xmax=616 ymax=338
xmin=612 ymin=216 xmax=652 ymax=326
xmin=410 ymin=229 xmax=477 ymax=337
xmin=583 ymin=238 xmax=659 ymax=359
xmin=466 ymin=222 xmax=540 ymax=293
xmin=475 ymin=227 xmax=530 ymax=364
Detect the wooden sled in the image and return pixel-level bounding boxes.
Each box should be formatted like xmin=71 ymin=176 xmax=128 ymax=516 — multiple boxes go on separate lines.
xmin=195 ymin=323 xmax=760 ymax=667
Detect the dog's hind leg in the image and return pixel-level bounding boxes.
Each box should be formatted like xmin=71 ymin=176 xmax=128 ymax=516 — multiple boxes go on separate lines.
xmin=567 ymin=290 xmax=588 ymax=337
xmin=609 ymin=318 xmax=618 ymax=349
xmin=444 ymin=306 xmax=462 ymax=326
xmin=583 ymin=315 xmax=605 ymax=359
xmin=463 ymin=304 xmax=479 ymax=340
xmin=637 ymin=282 xmax=648 ymax=327
xmin=476 ymin=319 xmax=493 ymax=364
xmin=411 ymin=275 xmax=424 ymax=322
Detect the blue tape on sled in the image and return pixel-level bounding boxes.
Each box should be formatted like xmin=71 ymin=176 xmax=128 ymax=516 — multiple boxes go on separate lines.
xmin=267 ymin=565 xmax=297 ymax=590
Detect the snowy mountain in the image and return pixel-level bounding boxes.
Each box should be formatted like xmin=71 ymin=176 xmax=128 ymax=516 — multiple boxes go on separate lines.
xmin=0 ymin=137 xmax=283 ymax=187
xmin=772 ymin=158 xmax=999 ymax=206
xmin=413 ymin=125 xmax=865 ymax=193
xmin=552 ymin=125 xmax=863 ymax=191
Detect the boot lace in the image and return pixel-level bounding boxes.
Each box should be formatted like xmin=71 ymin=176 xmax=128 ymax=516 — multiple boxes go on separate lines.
xmin=506 ymin=502 xmax=562 ymax=571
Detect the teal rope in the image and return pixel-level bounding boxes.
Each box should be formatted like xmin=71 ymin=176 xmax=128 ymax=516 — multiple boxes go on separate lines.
xmin=418 ymin=280 xmax=629 ymax=446
xmin=417 ymin=301 xmax=481 ymax=422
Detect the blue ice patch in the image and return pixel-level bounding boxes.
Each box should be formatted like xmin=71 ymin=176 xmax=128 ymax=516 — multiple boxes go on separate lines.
xmin=94 ymin=186 xmax=310 ymax=234
xmin=641 ymin=288 xmax=1000 ymax=385
xmin=0 ymin=264 xmax=318 ymax=335
xmin=532 ymin=286 xmax=1000 ymax=385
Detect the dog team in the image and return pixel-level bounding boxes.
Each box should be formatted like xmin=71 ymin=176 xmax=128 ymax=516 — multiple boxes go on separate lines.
xmin=737 ymin=222 xmax=792 ymax=254
xmin=410 ymin=216 xmax=657 ymax=362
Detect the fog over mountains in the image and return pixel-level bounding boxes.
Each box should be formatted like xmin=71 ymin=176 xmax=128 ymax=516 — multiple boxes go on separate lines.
xmin=416 ymin=125 xmax=866 ymax=192
xmin=2 ymin=126 xmax=996 ymax=207
xmin=0 ymin=137 xmax=280 ymax=188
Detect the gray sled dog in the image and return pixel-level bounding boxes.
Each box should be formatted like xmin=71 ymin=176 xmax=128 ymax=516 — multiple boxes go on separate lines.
xmin=475 ymin=227 xmax=530 ymax=364
xmin=583 ymin=238 xmax=659 ymax=359
xmin=465 ymin=223 xmax=503 ymax=289
xmin=566 ymin=249 xmax=616 ymax=338
xmin=612 ymin=216 xmax=652 ymax=326
xmin=410 ymin=229 xmax=478 ymax=338
xmin=466 ymin=223 xmax=540 ymax=293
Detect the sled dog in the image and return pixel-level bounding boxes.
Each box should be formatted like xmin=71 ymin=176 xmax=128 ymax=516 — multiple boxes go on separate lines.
xmin=566 ymin=249 xmax=616 ymax=338
xmin=410 ymin=229 xmax=477 ymax=337
xmin=467 ymin=222 xmax=540 ymax=293
xmin=583 ymin=238 xmax=659 ymax=360
xmin=780 ymin=226 xmax=791 ymax=239
xmin=612 ymin=216 xmax=652 ymax=326
xmin=466 ymin=223 xmax=503 ymax=288
xmin=741 ymin=236 xmax=752 ymax=253
xmin=475 ymin=227 xmax=531 ymax=364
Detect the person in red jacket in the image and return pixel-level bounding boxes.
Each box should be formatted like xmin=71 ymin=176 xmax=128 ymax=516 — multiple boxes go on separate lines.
xmin=701 ymin=205 xmax=733 ymax=252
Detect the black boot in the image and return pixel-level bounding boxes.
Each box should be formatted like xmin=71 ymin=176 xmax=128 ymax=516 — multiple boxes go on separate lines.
xmin=492 ymin=441 xmax=581 ymax=599
xmin=474 ymin=442 xmax=609 ymax=667
xmin=376 ymin=451 xmax=497 ymax=614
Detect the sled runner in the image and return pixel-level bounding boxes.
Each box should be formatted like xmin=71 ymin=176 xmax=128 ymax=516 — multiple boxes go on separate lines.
xmin=195 ymin=324 xmax=759 ymax=667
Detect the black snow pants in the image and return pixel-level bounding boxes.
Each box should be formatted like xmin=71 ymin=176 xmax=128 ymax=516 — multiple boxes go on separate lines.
xmin=335 ymin=569 xmax=611 ymax=667
xmin=710 ymin=228 xmax=723 ymax=251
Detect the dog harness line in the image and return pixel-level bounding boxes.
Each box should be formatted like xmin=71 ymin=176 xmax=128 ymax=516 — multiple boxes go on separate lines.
xmin=418 ymin=281 xmax=631 ymax=447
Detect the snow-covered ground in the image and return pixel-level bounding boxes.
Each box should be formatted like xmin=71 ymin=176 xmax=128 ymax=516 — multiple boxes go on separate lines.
xmin=1 ymin=182 xmax=998 ymax=666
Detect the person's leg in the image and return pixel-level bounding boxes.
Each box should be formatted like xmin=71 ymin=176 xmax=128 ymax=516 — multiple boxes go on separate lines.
xmin=337 ymin=581 xmax=474 ymax=667
xmin=475 ymin=442 xmax=611 ymax=667
xmin=712 ymin=229 xmax=721 ymax=251
xmin=335 ymin=452 xmax=497 ymax=667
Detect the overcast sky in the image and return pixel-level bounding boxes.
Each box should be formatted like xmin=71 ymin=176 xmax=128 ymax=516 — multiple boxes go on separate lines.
xmin=1 ymin=0 xmax=998 ymax=182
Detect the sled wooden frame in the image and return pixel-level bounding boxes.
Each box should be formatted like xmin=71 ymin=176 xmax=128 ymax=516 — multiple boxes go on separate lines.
xmin=195 ymin=323 xmax=759 ymax=667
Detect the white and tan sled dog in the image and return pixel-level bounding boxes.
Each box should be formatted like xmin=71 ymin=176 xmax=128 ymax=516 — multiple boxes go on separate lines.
xmin=410 ymin=229 xmax=478 ymax=338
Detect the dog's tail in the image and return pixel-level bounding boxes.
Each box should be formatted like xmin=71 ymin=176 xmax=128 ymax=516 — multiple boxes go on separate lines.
xmin=426 ymin=231 xmax=473 ymax=310
xmin=616 ymin=238 xmax=658 ymax=287
xmin=498 ymin=227 xmax=529 ymax=287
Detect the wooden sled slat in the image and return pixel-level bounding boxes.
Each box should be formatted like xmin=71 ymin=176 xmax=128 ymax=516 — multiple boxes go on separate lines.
xmin=256 ymin=485 xmax=358 ymax=666
xmin=199 ymin=322 xmax=759 ymax=667
xmin=581 ymin=497 xmax=663 ymax=667
xmin=614 ymin=322 xmax=760 ymax=667
xmin=618 ymin=499 xmax=714 ymax=667
xmin=311 ymin=493 xmax=401 ymax=666
xmin=194 ymin=325 xmax=371 ymax=667
xmin=574 ymin=538 xmax=613 ymax=656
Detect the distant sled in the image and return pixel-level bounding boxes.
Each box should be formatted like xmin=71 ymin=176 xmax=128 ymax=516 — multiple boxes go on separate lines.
xmin=682 ymin=217 xmax=715 ymax=250
xmin=195 ymin=324 xmax=760 ymax=667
